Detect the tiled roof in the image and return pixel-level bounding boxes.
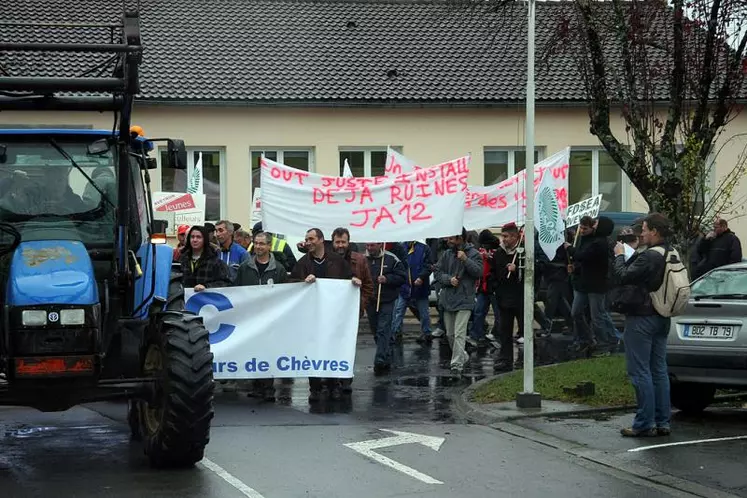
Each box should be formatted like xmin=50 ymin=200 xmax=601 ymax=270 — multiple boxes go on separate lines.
xmin=0 ymin=0 xmax=727 ymax=105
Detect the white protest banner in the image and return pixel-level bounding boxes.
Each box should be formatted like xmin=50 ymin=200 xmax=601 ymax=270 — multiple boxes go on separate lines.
xmin=534 ymin=160 xmax=566 ymax=260
xmin=250 ymin=187 xmax=262 ymax=227
xmin=184 ymin=279 xmax=359 ymax=379
xmin=385 ymin=146 xmax=417 ymax=175
xmin=463 ymin=148 xmax=570 ymax=230
xmin=385 ymin=148 xmax=571 ymax=230
xmin=260 ymin=156 xmax=468 ymax=241
xmin=565 ymin=194 xmax=603 ymax=228
xmin=152 ymin=191 xmax=206 ymax=234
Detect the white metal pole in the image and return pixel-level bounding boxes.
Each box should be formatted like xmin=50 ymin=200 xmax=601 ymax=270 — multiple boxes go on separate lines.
xmin=522 ymin=0 xmax=536 ymax=398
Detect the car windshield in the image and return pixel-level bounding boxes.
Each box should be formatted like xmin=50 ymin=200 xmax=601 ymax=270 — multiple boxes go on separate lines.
xmin=690 ymin=268 xmax=747 ymax=298
xmin=0 ymin=138 xmax=117 ymax=246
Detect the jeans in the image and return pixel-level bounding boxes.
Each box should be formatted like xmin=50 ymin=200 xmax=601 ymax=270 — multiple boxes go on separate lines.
xmin=366 ymin=301 xmax=395 ymax=367
xmin=444 ymin=310 xmax=471 ymax=369
xmin=392 ymin=295 xmax=432 ymax=336
xmin=469 ymin=293 xmax=499 ymax=340
xmin=572 ymin=291 xmax=618 ymax=345
xmin=624 ymin=314 xmax=671 ymax=431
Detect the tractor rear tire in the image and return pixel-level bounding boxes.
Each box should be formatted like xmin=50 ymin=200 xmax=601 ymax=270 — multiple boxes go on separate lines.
xmin=139 ymin=313 xmax=214 ymax=468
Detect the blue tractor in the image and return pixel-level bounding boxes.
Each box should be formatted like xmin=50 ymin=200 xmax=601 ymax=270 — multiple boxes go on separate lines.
xmin=0 ymin=11 xmax=214 ymax=468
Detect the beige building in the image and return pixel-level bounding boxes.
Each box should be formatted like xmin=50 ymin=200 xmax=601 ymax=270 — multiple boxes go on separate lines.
xmin=3 ymin=0 xmax=746 ymax=238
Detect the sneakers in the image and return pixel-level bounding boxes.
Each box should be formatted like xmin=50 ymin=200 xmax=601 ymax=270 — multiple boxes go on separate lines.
xmin=466 ymin=337 xmax=478 ymax=347
xmin=516 ymin=337 xmax=525 ymax=345
xmin=485 ymin=333 xmax=495 ymax=341
xmin=432 ymin=328 xmax=445 ymax=337
xmin=620 ymin=427 xmax=658 ymax=437
xmin=656 ymin=427 xmax=671 ymax=436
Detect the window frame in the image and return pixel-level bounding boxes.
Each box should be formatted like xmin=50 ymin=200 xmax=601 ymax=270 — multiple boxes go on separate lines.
xmin=249 ymin=147 xmax=316 ymax=207
xmin=158 ymin=145 xmax=227 ymax=221
xmin=483 ymin=146 xmax=546 ymax=185
xmin=570 ymin=147 xmax=629 ymax=211
xmin=338 ymin=146 xmax=402 ymax=176
xmin=250 ymin=148 xmax=316 ymax=173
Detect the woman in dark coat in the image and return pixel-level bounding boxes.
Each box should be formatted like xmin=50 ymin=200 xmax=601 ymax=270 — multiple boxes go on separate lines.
xmin=179 ymin=225 xmax=231 ymax=292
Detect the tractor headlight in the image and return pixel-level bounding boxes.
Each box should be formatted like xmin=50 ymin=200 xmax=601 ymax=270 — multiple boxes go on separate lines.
xmin=21 ymin=310 xmax=47 ymax=326
xmin=60 ymin=309 xmax=85 ymax=326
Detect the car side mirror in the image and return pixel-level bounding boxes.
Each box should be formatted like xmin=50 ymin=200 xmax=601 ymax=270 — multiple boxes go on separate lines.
xmin=165 ymin=139 xmax=187 ymax=169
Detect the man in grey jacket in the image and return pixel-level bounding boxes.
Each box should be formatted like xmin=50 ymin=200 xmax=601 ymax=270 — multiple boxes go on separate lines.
xmin=434 ymin=228 xmax=483 ymax=374
xmin=234 ymin=231 xmax=288 ymax=402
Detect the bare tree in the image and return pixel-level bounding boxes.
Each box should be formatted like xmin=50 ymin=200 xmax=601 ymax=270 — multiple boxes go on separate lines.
xmin=542 ymin=0 xmax=747 ymax=257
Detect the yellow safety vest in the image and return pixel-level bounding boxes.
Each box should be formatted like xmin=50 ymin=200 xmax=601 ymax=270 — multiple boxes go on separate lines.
xmin=249 ymin=238 xmax=287 ymax=253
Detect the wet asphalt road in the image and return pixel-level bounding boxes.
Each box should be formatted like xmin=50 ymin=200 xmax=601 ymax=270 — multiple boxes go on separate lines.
xmin=1 ymin=321 xmax=745 ymax=497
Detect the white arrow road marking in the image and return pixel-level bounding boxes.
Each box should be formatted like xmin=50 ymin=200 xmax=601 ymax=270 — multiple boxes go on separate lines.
xmin=201 ymin=457 xmax=267 ymax=498
xmin=627 ymin=435 xmax=747 ymax=453
xmin=344 ymin=429 xmax=446 ymax=485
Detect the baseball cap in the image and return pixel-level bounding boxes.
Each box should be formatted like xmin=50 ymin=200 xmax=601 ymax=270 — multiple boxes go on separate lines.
xmin=177 ymin=224 xmax=190 ymax=235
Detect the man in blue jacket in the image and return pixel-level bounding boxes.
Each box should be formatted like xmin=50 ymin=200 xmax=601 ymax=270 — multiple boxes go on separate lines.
xmin=391 ymin=241 xmax=433 ymax=344
xmin=366 ymin=243 xmax=408 ymax=375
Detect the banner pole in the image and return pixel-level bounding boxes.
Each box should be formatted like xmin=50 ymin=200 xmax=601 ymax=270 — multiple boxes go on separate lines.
xmin=376 ymin=244 xmax=385 ymax=312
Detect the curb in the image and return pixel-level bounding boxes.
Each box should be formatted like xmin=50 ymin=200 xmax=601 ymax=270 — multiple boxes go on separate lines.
xmin=456 ymin=369 xmax=747 ymax=425
xmin=455 ymin=365 xmax=637 ymax=425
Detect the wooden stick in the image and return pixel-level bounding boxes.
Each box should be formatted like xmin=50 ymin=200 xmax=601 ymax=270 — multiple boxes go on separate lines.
xmin=376 ymin=244 xmax=385 ymax=312
xmin=506 ymin=228 xmax=525 ymax=279
xmin=573 ymin=225 xmax=582 ymax=247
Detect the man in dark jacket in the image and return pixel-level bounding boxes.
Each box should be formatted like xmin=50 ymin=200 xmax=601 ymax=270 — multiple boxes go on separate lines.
xmin=567 ymin=216 xmax=618 ymax=353
xmin=434 ymin=228 xmax=483 ymax=374
xmin=366 ymin=243 xmax=407 ymax=375
xmin=291 ymin=228 xmax=354 ymax=402
xmin=611 ymin=213 xmax=673 ymax=438
xmin=693 ymin=217 xmax=742 ymax=279
xmin=492 ymin=223 xmax=526 ymax=370
xmin=332 ymin=227 xmax=373 ymax=394
xmin=234 ymin=231 xmax=288 ymax=402
xmin=391 ymin=241 xmax=433 ymax=344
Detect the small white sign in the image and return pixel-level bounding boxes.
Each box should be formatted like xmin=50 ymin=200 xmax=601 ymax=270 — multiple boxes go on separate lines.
xmin=565 ymin=194 xmax=603 ymax=228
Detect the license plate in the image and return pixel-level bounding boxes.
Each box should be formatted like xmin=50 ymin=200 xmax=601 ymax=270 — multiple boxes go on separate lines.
xmin=683 ymin=324 xmax=736 ymax=340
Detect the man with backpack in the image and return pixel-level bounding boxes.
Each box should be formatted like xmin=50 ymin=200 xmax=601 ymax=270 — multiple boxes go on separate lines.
xmin=611 ymin=212 xmax=690 ymax=438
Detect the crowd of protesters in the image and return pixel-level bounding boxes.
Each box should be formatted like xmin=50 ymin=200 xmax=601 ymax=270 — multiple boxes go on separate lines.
xmin=169 ymin=213 xmax=742 ymax=437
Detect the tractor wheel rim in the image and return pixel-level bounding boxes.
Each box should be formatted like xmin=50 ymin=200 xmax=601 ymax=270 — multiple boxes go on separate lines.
xmin=142 ymin=344 xmax=164 ymax=435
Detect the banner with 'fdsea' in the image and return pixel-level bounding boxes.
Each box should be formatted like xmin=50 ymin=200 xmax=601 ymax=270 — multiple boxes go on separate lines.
xmin=185 ymin=279 xmax=360 ymax=379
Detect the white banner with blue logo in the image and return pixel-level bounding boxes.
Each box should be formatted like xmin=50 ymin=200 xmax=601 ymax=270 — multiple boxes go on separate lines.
xmin=185 ymin=279 xmax=360 ymax=379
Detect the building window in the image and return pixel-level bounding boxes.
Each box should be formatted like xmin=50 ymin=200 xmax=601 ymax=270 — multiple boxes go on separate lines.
xmin=250 ymin=148 xmax=314 ymax=203
xmin=483 ymin=148 xmax=542 ymax=185
xmin=160 ymin=148 xmax=224 ymax=221
xmin=339 ymin=147 xmax=402 ymax=176
xmin=569 ymin=149 xmax=624 ymax=212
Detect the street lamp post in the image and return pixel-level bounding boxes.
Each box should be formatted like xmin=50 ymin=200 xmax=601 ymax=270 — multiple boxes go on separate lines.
xmin=517 ymin=0 xmax=541 ymax=409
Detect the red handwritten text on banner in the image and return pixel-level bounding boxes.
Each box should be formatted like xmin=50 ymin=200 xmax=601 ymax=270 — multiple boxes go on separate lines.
xmin=260 ymin=156 xmax=469 ymax=240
